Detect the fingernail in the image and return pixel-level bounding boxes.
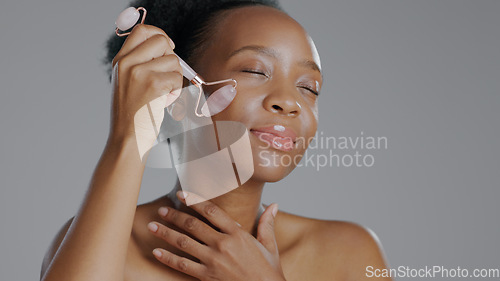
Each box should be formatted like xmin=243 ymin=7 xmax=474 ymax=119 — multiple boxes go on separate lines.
xmin=272 ymin=204 xmax=278 ymax=218
xmin=177 ymin=190 xmax=188 ymax=200
xmin=167 ymin=37 xmax=175 ymax=49
xmin=158 ymin=207 xmax=169 ymax=217
xmin=236 ymin=222 xmax=242 ymax=227
xmin=153 ymin=249 xmax=163 ymax=258
xmin=147 ymin=222 xmax=158 ymax=232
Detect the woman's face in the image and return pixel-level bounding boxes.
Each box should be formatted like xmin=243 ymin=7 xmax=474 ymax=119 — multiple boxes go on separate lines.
xmin=193 ymin=6 xmax=322 ymax=183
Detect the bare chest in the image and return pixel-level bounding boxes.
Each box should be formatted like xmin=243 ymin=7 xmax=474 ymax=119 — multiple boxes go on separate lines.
xmin=123 ymin=237 xmax=343 ymax=281
xmin=123 ymin=237 xmax=197 ymax=281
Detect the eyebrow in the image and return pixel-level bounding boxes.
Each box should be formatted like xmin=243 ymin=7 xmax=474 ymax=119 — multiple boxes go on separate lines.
xmin=228 ymin=45 xmax=280 ymax=60
xmin=299 ymin=59 xmax=321 ymax=73
xmin=227 ymin=45 xmax=322 ymax=74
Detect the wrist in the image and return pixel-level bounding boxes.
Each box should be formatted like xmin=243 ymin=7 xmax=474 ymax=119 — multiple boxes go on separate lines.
xmin=105 ymin=134 xmax=146 ymax=162
xmin=106 ymin=132 xmax=136 ymax=150
xmin=107 ymin=130 xmax=158 ymax=163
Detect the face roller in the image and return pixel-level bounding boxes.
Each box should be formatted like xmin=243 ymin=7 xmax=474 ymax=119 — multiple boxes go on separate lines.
xmin=115 ymin=7 xmax=237 ymax=117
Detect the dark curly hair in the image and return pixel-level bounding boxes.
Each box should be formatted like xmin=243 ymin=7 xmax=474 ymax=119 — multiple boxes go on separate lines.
xmin=103 ymin=0 xmax=283 ymax=81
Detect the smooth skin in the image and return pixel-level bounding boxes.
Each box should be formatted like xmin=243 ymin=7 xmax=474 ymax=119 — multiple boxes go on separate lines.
xmin=41 ymin=6 xmax=392 ymax=281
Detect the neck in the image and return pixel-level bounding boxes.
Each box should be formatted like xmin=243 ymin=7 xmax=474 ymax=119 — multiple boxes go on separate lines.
xmin=166 ymin=178 xmax=266 ymax=236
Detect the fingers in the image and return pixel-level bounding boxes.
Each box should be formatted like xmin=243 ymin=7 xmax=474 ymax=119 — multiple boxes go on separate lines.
xmin=117 ymin=34 xmax=176 ymax=70
xmin=148 ymin=221 xmax=210 ymax=262
xmin=257 ymin=203 xmax=279 ymax=254
xmin=152 ymin=248 xmax=207 ymax=280
xmin=128 ymin=54 xmax=183 ymax=96
xmin=130 ymin=71 xmax=183 ymax=99
xmin=134 ymin=54 xmax=182 ymax=75
xmin=177 ymin=191 xmax=240 ymax=234
xmin=165 ymin=88 xmax=183 ymax=108
xmin=108 ymin=23 xmax=181 ymax=147
xmin=113 ymin=24 xmax=174 ymax=66
xmin=155 ymin=206 xmax=221 ymax=246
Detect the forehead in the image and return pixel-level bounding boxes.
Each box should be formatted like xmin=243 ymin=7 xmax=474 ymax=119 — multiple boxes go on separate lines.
xmin=206 ymin=6 xmax=320 ymax=68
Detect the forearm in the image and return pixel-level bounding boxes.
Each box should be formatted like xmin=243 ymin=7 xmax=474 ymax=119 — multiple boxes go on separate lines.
xmin=42 ymin=137 xmax=146 ymax=281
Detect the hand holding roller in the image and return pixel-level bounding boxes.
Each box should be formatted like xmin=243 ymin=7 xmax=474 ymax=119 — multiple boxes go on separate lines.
xmin=115 ymin=7 xmax=237 ymax=117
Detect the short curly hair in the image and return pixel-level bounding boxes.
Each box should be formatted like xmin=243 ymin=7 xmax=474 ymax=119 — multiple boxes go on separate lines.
xmin=103 ymin=0 xmax=283 ymax=81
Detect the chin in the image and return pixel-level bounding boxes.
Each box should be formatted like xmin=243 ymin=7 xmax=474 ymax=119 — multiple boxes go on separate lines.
xmin=249 ymin=146 xmax=299 ymax=183
xmin=252 ymin=167 xmax=294 ymax=183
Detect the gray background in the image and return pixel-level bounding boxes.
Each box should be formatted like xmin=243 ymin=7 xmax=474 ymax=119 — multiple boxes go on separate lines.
xmin=1 ymin=0 xmax=498 ymax=280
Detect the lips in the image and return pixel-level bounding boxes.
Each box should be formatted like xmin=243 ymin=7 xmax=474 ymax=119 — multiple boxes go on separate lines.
xmin=250 ymin=125 xmax=297 ymax=152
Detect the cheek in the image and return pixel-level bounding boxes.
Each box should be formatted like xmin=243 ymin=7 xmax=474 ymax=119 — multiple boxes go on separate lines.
xmin=211 ymin=87 xmax=263 ymax=121
xmin=311 ymin=100 xmax=319 ymax=121
xmin=300 ymin=100 xmax=319 ymax=140
xmin=301 ymin=93 xmax=319 ymax=120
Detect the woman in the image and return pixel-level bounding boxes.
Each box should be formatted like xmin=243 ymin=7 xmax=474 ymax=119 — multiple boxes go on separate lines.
xmin=40 ymin=0 xmax=391 ymax=280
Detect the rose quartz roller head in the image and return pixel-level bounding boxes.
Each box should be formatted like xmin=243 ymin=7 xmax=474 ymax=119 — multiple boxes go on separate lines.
xmin=115 ymin=7 xmax=147 ymax=36
xmin=115 ymin=7 xmax=237 ymax=117
xmin=176 ymin=56 xmax=237 ymax=117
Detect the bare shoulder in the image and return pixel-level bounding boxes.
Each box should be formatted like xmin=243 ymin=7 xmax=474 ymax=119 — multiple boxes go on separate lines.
xmin=40 ymin=216 xmax=75 ymax=280
xmin=276 ymin=210 xmax=391 ymax=280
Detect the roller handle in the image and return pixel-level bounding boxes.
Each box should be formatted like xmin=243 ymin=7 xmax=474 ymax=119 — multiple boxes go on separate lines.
xmin=175 ymin=54 xmax=198 ymax=82
xmin=115 ymin=7 xmax=199 ymax=82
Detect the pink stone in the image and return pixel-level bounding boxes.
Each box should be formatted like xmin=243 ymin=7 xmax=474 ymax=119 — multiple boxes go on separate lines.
xmin=201 ymin=85 xmax=237 ymax=117
xmin=115 ymin=7 xmax=140 ymax=31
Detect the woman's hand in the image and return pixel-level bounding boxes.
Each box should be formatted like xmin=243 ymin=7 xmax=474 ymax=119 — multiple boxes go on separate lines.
xmin=109 ymin=24 xmax=183 ymax=158
xmin=147 ymin=191 xmax=286 ymax=281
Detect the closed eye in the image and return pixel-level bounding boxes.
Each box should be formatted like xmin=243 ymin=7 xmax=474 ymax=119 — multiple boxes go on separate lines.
xmin=241 ymin=69 xmax=269 ymax=78
xmin=297 ymin=83 xmax=320 ymax=96
xmin=301 ymin=86 xmax=319 ymax=96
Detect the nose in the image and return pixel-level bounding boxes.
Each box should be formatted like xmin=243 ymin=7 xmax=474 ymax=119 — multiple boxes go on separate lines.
xmin=262 ymin=89 xmax=302 ymax=117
